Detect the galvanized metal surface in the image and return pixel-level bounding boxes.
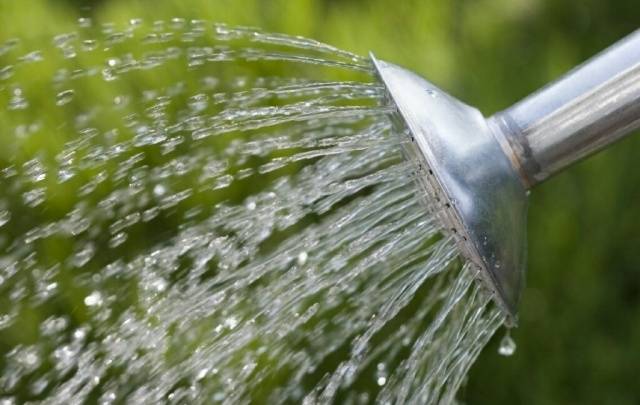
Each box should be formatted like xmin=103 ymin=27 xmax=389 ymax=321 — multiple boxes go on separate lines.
xmin=492 ymin=29 xmax=640 ymax=187
xmin=371 ymin=28 xmax=640 ymax=321
xmin=371 ymin=55 xmax=528 ymax=323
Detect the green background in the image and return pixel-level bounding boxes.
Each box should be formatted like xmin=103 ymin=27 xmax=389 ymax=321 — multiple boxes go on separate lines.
xmin=1 ymin=0 xmax=639 ymax=403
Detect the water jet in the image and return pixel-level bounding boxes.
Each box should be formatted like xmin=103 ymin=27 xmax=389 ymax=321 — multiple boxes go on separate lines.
xmin=2 ymin=14 xmax=637 ymax=402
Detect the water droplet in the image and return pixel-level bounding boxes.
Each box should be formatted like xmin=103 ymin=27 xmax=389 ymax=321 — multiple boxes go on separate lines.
xmin=8 ymin=87 xmax=28 ymax=110
xmin=41 ymin=316 xmax=68 ymax=335
xmin=30 ymin=378 xmax=48 ymax=396
xmin=202 ymin=76 xmax=219 ymax=90
xmin=24 ymin=159 xmax=46 ymax=182
xmin=376 ymin=362 xmax=388 ymax=386
xmin=224 ymin=317 xmax=238 ymax=329
xmin=498 ymin=330 xmax=516 ymax=356
xmin=78 ymin=17 xmax=92 ymax=28
xmin=57 ymin=168 xmax=75 ymax=182
xmin=14 ymin=346 xmax=41 ymax=372
xmin=23 ymin=188 xmax=46 ymax=207
xmin=72 ymin=243 xmax=95 ymax=267
xmin=2 ymin=166 xmax=17 ymax=179
xmin=81 ymin=39 xmax=97 ymax=51
xmin=19 ymin=51 xmax=44 ymax=63
xmin=153 ymin=184 xmax=167 ymax=197
xmin=100 ymin=391 xmax=117 ymax=405
xmin=56 ymin=89 xmax=74 ymax=106
xmin=142 ymin=207 xmax=160 ymax=222
xmin=0 ymin=210 xmax=10 ymax=227
xmin=150 ymin=277 xmax=167 ymax=293
xmin=73 ymin=327 xmax=87 ymax=340
xmin=171 ymin=17 xmax=186 ymax=29
xmin=0 ymin=314 xmax=13 ymax=329
xmin=297 ymin=251 xmax=308 ymax=266
xmin=196 ymin=367 xmax=209 ymax=380
xmin=188 ymin=93 xmax=209 ymax=112
xmin=62 ymin=47 xmax=77 ymax=59
xmin=212 ymin=175 xmax=233 ymax=190
xmin=102 ymin=68 xmax=117 ymax=81
xmin=0 ymin=65 xmax=14 ymax=80
xmin=233 ymin=77 xmax=248 ymax=88
xmin=109 ymin=232 xmax=128 ymax=248
xmin=113 ymin=95 xmax=128 ymax=106
xmin=84 ymin=291 xmax=103 ymax=307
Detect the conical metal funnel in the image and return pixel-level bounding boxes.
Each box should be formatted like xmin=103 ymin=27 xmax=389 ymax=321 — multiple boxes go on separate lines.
xmin=371 ymin=28 xmax=640 ymax=324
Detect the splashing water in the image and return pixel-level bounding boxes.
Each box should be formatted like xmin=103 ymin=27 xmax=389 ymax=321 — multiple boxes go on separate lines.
xmin=0 ymin=20 xmax=505 ymax=403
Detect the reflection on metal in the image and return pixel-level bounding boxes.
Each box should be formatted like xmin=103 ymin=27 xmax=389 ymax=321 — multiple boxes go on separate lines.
xmin=371 ymin=28 xmax=640 ymax=323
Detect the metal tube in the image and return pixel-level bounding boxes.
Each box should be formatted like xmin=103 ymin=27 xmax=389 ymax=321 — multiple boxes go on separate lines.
xmin=490 ymin=29 xmax=640 ymax=188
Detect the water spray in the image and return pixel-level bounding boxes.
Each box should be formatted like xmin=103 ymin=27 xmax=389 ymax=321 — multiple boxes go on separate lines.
xmin=372 ymin=29 xmax=640 ymax=323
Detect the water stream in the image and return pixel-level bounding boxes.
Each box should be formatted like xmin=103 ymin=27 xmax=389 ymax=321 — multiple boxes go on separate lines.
xmin=0 ymin=20 xmax=505 ymax=404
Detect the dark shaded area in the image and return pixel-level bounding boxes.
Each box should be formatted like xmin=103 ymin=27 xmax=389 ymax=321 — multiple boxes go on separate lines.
xmin=59 ymin=0 xmax=106 ymax=8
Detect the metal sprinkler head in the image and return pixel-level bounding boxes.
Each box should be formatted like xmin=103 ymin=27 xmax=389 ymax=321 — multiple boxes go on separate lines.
xmin=370 ymin=55 xmax=528 ymax=322
xmin=371 ymin=29 xmax=640 ymax=324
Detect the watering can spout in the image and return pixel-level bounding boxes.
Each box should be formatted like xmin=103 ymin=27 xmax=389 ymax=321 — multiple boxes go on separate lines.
xmin=371 ymin=28 xmax=640 ymax=322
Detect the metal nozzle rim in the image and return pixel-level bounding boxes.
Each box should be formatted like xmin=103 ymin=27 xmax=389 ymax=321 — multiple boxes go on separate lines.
xmin=370 ymin=53 xmax=529 ymax=324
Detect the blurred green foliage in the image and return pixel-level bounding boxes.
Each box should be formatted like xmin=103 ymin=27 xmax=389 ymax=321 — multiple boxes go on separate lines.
xmin=1 ymin=0 xmax=639 ymax=403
